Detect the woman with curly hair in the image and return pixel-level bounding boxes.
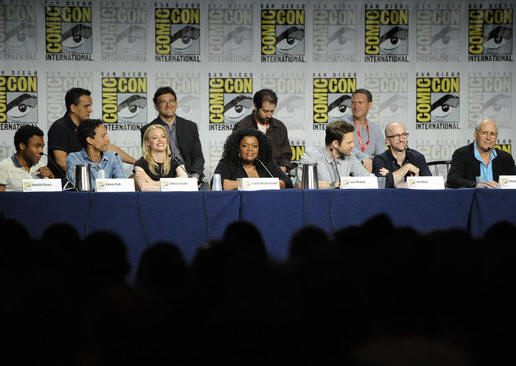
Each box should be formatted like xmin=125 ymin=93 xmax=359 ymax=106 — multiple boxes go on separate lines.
xmin=214 ymin=128 xmax=293 ymax=190
xmin=134 ymin=124 xmax=188 ymax=191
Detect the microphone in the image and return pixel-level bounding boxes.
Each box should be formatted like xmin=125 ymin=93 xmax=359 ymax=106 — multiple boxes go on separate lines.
xmin=255 ymin=158 xmax=274 ymax=178
xmin=169 ymin=154 xmax=189 ymax=177
xmin=41 ymin=153 xmax=76 ymax=191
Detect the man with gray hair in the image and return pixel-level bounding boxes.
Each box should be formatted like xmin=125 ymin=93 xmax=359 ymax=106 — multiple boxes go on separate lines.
xmin=447 ymin=118 xmax=516 ymax=188
xmin=373 ymin=122 xmax=431 ymax=188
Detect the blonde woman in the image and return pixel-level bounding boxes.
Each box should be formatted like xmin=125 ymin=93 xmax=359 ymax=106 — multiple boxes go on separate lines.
xmin=134 ymin=125 xmax=188 ymax=191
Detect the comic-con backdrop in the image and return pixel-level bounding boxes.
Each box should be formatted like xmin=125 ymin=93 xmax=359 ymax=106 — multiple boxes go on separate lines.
xmin=0 ymin=0 xmax=513 ymax=178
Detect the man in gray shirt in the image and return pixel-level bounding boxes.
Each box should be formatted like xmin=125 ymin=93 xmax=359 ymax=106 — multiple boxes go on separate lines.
xmin=297 ymin=120 xmax=371 ymax=188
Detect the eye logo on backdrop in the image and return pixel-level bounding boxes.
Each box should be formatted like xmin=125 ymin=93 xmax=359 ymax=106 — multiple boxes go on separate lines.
xmin=313 ymin=2 xmax=357 ymax=62
xmin=416 ymin=73 xmax=460 ymax=130
xmin=261 ymin=73 xmax=305 ymax=130
xmin=365 ymin=73 xmax=408 ymax=128
xmin=416 ymin=4 xmax=461 ymax=62
xmin=45 ymin=5 xmax=93 ymax=61
xmin=468 ymin=72 xmax=512 ymax=130
xmin=364 ymin=4 xmax=409 ymax=62
xmin=208 ymin=3 xmax=252 ymax=62
xmin=469 ymin=5 xmax=513 ymax=62
xmin=261 ymin=4 xmax=305 ymax=62
xmin=156 ymin=72 xmax=201 ymax=123
xmin=155 ymin=5 xmax=201 ymax=62
xmin=101 ymin=73 xmax=147 ymax=131
xmin=0 ymin=72 xmax=38 ymax=129
xmin=209 ymin=74 xmax=253 ymax=131
xmin=47 ymin=72 xmax=92 ymax=124
xmin=0 ymin=5 xmax=37 ymax=60
xmin=100 ymin=6 xmax=147 ymax=62
xmin=313 ymin=74 xmax=356 ymax=130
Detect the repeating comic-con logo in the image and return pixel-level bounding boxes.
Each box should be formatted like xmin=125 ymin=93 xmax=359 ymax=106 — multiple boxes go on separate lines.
xmin=0 ymin=72 xmax=38 ymax=128
xmin=155 ymin=72 xmax=201 ymax=123
xmin=208 ymin=3 xmax=252 ymax=62
xmin=209 ymin=73 xmax=253 ymax=131
xmin=468 ymin=72 xmax=512 ymax=130
xmin=261 ymin=73 xmax=305 ymax=130
xmin=261 ymin=4 xmax=305 ymax=62
xmin=365 ymin=73 xmax=408 ymax=129
xmin=469 ymin=5 xmax=513 ymax=62
xmin=415 ymin=73 xmax=460 ymax=130
xmin=467 ymin=138 xmax=512 ymax=154
xmin=45 ymin=4 xmax=93 ymax=61
xmin=364 ymin=4 xmax=409 ymax=62
xmin=413 ymin=139 xmax=461 ymax=161
xmin=208 ymin=140 xmax=225 ymax=175
xmin=155 ymin=4 xmax=201 ymax=62
xmin=100 ymin=5 xmax=147 ymax=62
xmin=290 ymin=138 xmax=305 ymax=164
xmin=313 ymin=2 xmax=357 ymax=62
xmin=101 ymin=73 xmax=147 ymax=131
xmin=312 ymin=74 xmax=356 ymax=130
xmin=47 ymin=72 xmax=92 ymax=124
xmin=416 ymin=3 xmax=461 ymax=62
xmin=0 ymin=4 xmax=37 ymax=60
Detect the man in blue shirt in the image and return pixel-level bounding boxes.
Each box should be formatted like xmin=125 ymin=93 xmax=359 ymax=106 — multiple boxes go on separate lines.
xmin=66 ymin=119 xmax=126 ymax=190
xmin=373 ymin=122 xmax=431 ymax=188
xmin=447 ymin=118 xmax=516 ymax=188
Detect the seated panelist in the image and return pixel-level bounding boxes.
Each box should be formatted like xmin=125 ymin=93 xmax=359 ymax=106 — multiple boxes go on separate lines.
xmin=214 ymin=128 xmax=293 ymax=190
xmin=134 ymin=125 xmax=188 ymax=191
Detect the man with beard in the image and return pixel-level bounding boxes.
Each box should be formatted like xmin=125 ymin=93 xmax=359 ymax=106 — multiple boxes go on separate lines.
xmin=0 ymin=125 xmax=54 ymax=191
xmin=373 ymin=122 xmax=431 ymax=188
xmin=234 ymin=89 xmax=293 ymax=174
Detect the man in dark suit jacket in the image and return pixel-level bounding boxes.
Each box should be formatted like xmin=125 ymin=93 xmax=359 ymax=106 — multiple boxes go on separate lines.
xmin=447 ymin=118 xmax=516 ymax=188
xmin=141 ymin=87 xmax=205 ymax=180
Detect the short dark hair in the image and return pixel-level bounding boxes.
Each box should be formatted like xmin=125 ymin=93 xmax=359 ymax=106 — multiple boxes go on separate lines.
xmin=78 ymin=119 xmax=104 ymax=148
xmin=352 ymin=88 xmax=373 ymax=103
xmin=222 ymin=128 xmax=273 ymax=165
xmin=153 ymin=87 xmax=176 ymax=105
xmin=65 ymin=88 xmax=91 ymax=112
xmin=253 ymin=89 xmax=278 ymax=109
xmin=14 ymin=125 xmax=44 ymax=152
xmin=325 ymin=120 xmax=355 ymax=146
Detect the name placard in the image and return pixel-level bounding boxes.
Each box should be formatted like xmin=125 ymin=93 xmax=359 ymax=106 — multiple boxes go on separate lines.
xmin=406 ymin=176 xmax=445 ymax=190
xmin=499 ymin=175 xmax=516 ymax=189
xmin=238 ymin=177 xmax=280 ymax=191
xmin=23 ymin=179 xmax=62 ymax=192
xmin=160 ymin=178 xmax=198 ymax=191
xmin=340 ymin=176 xmax=378 ymax=189
xmin=96 ymin=179 xmax=135 ymax=192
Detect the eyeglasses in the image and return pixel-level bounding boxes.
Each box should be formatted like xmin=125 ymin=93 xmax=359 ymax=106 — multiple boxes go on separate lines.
xmin=158 ymin=99 xmax=176 ymax=105
xmin=478 ymin=131 xmax=497 ymax=138
xmin=386 ymin=133 xmax=409 ymax=140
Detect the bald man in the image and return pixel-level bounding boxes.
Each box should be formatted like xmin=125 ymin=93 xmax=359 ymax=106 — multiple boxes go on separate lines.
xmin=373 ymin=122 xmax=431 ymax=188
xmin=447 ymin=118 xmax=516 ymax=188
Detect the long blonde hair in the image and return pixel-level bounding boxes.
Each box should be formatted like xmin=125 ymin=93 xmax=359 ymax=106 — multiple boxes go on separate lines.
xmin=142 ymin=125 xmax=172 ymax=176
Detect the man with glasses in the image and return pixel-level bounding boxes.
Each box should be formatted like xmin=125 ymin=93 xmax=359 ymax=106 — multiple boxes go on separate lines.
xmin=447 ymin=118 xmax=516 ymax=188
xmin=140 ymin=87 xmax=205 ymax=181
xmin=373 ymin=122 xmax=431 ymax=188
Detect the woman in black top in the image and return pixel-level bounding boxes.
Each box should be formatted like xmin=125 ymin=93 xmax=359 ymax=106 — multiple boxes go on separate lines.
xmin=134 ymin=125 xmax=188 ymax=191
xmin=214 ymin=128 xmax=293 ymax=190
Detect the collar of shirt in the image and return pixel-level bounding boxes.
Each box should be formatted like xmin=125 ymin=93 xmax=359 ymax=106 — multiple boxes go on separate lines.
xmin=64 ymin=113 xmax=79 ymax=131
xmin=11 ymin=154 xmax=22 ymax=168
xmin=474 ymin=141 xmax=497 ymax=181
xmin=473 ymin=141 xmax=497 ymax=165
xmin=385 ymin=148 xmax=412 ymax=169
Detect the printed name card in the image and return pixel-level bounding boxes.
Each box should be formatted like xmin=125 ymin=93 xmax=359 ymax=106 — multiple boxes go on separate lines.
xmin=406 ymin=176 xmax=445 ymax=190
xmin=499 ymin=176 xmax=516 ymax=189
xmin=238 ymin=177 xmax=280 ymax=191
xmin=23 ymin=179 xmax=62 ymax=192
xmin=340 ymin=176 xmax=378 ymax=189
xmin=96 ymin=179 xmax=135 ymax=192
xmin=160 ymin=178 xmax=198 ymax=191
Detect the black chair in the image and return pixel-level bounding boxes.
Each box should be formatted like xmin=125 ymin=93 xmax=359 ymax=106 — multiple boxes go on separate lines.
xmin=427 ymin=160 xmax=452 ymax=185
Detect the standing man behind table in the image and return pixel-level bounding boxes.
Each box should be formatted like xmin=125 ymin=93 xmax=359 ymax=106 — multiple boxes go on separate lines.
xmin=373 ymin=122 xmax=432 ymax=188
xmin=48 ymin=88 xmax=135 ymax=178
xmin=0 ymin=125 xmax=54 ymax=191
xmin=140 ymin=87 xmax=205 ymax=181
xmin=234 ymin=89 xmax=294 ymax=174
xmin=297 ymin=120 xmax=372 ymax=189
xmin=346 ymin=88 xmax=386 ymax=172
xmin=447 ymin=118 xmax=516 ymax=188
xmin=66 ymin=119 xmax=126 ymax=190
